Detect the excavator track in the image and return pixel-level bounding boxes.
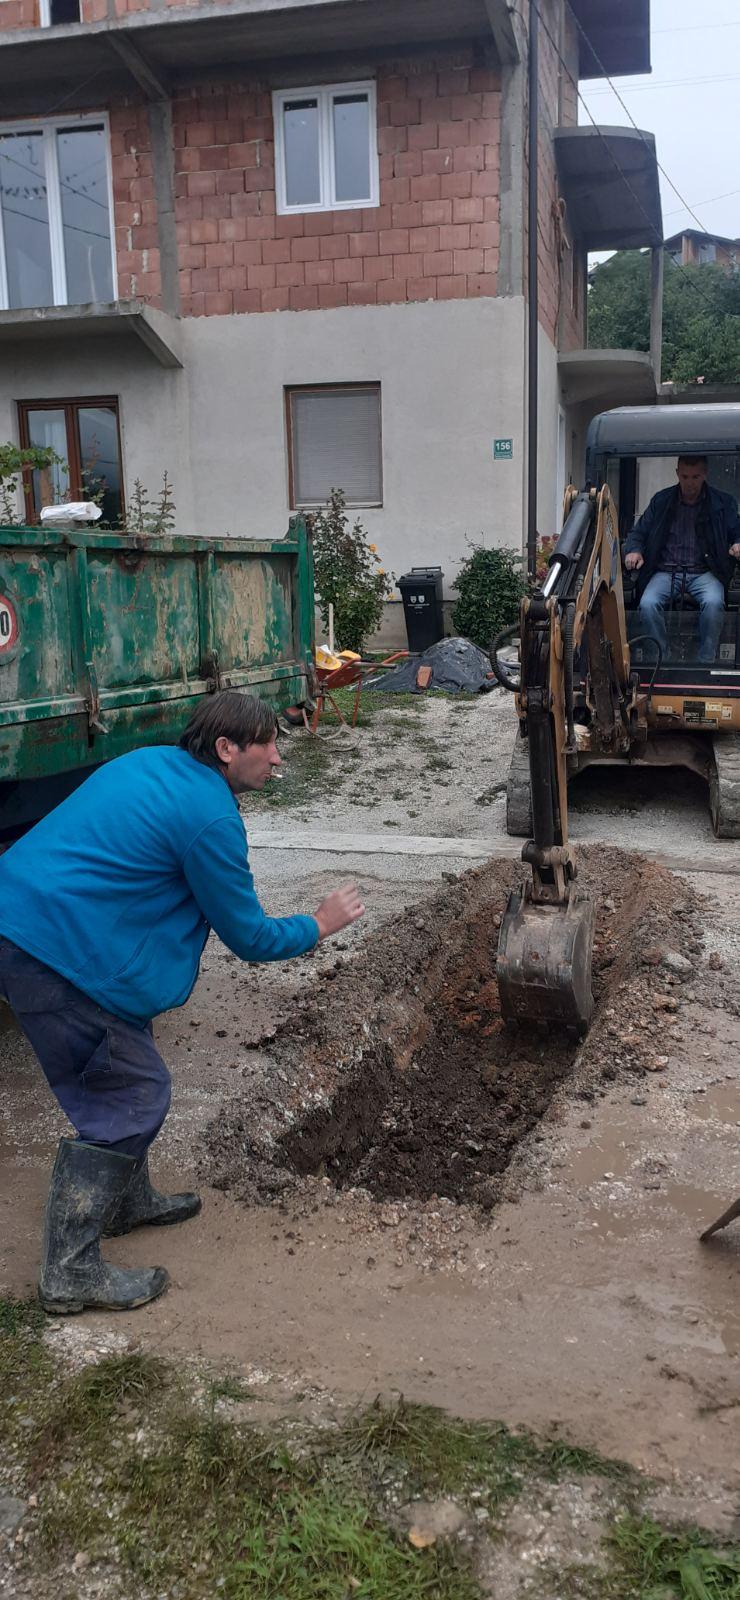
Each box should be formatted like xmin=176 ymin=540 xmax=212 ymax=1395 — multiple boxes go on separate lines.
xmin=709 ymin=732 xmax=740 ymax=838
xmin=505 ymin=733 xmax=533 ymax=837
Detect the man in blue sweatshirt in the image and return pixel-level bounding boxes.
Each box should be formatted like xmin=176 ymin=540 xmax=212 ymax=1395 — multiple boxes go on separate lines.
xmin=0 ymin=691 xmax=364 ymax=1316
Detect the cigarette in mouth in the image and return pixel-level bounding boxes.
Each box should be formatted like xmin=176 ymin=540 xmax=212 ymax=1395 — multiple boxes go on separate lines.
xmin=270 ymin=770 xmax=284 ymax=780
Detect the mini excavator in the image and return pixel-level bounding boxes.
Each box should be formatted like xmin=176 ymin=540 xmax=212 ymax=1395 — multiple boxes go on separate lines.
xmin=492 ymin=404 xmax=740 ymax=1240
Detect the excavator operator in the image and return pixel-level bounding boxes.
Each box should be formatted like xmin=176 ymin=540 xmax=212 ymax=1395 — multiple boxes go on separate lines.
xmin=623 ymin=455 xmax=740 ymax=665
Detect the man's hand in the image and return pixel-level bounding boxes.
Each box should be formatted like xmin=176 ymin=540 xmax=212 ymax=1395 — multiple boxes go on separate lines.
xmin=624 ymin=551 xmax=644 ymax=572
xmin=730 ymin=542 xmax=740 ymax=561
xmin=315 ymin=883 xmax=365 ymax=940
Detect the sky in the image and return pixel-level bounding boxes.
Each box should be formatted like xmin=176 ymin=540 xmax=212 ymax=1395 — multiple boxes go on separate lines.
xmin=578 ymin=0 xmax=740 ymax=245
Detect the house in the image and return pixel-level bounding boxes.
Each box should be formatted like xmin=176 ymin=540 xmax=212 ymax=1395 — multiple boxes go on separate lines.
xmin=0 ymin=0 xmax=662 ymax=634
xmin=665 ymin=229 xmax=739 ymax=273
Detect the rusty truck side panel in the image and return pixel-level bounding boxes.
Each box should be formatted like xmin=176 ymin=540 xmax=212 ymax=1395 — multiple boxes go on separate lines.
xmin=0 ymin=519 xmax=314 ymax=798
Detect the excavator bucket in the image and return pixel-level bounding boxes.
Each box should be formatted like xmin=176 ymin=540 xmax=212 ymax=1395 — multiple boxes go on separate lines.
xmin=496 ymin=882 xmax=596 ymax=1033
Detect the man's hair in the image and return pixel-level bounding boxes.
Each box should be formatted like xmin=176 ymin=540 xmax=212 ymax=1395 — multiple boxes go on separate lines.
xmin=677 ymin=455 xmax=708 ymax=469
xmin=179 ymin=691 xmax=277 ymax=770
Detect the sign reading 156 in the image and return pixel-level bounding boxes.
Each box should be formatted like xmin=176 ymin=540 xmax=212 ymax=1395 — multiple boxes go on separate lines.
xmin=0 ymin=594 xmax=18 ymax=654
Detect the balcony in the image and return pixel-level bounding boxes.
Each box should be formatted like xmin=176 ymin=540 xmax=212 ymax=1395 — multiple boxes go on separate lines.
xmin=554 ymin=126 xmax=662 ymax=253
xmin=0 ymin=301 xmax=182 ymax=367
xmin=0 ymin=0 xmax=513 ymax=116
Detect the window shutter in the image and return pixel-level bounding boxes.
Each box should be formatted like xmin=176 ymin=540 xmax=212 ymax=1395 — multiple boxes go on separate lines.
xmin=291 ymin=387 xmax=382 ymax=506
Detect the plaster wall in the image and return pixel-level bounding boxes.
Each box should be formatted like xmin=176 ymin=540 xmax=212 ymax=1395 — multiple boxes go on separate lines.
xmin=0 ymin=295 xmax=528 ymax=593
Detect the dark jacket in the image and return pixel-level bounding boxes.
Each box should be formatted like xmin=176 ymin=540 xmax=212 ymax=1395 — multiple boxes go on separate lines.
xmin=623 ymin=483 xmax=740 ymax=597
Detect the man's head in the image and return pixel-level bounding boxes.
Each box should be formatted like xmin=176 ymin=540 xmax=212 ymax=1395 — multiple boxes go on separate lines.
xmin=676 ymin=455 xmax=708 ymax=504
xmin=179 ymin=691 xmax=280 ymax=794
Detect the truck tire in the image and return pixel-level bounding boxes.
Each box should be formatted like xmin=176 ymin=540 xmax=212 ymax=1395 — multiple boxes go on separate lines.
xmin=506 ymin=733 xmax=533 ymax=837
xmin=709 ymin=732 xmax=740 ymax=839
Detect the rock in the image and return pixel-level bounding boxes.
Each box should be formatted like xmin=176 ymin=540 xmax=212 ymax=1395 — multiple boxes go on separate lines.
xmin=73 ymin=1552 xmax=91 ymax=1572
xmin=662 ymin=951 xmax=693 ymax=977
xmin=0 ymin=1496 xmax=26 ymax=1536
xmin=402 ymin=1499 xmax=468 ymax=1543
xmin=709 ymin=952 xmax=723 ymax=971
xmin=641 ymin=948 xmax=663 ymax=967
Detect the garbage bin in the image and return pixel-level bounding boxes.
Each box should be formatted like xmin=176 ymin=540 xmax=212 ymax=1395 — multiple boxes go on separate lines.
xmin=398 ymin=567 xmax=445 ymax=653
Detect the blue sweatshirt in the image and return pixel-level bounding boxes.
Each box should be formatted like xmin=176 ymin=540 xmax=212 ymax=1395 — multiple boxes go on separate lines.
xmin=0 ymin=746 xmax=319 ymax=1026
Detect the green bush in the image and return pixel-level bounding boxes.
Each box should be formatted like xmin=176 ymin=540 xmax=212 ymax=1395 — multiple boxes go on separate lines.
xmin=451 ymin=543 xmax=524 ymax=651
xmin=0 ymin=442 xmax=63 ymax=525
xmin=311 ymin=488 xmax=393 ymax=654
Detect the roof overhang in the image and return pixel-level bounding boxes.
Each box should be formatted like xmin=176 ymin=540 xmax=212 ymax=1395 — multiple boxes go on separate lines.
xmin=585 ymin=403 xmax=740 ymax=465
xmin=554 ymin=125 xmax=662 ymax=251
xmin=559 ymin=349 xmax=657 ymax=408
xmin=569 ymin=0 xmax=651 ymax=80
xmin=0 ymin=301 xmax=182 ymax=368
xmin=0 ymin=0 xmax=505 ymax=116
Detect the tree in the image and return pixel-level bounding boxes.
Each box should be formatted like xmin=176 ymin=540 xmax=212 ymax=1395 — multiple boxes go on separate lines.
xmin=587 ymin=250 xmax=740 ymax=385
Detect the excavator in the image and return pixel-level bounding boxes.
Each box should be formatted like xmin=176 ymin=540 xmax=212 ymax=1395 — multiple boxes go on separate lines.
xmin=491 ymin=403 xmax=740 ymax=1241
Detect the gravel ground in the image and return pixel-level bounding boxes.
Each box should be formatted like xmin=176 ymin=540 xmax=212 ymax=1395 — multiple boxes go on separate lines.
xmin=1 ymin=688 xmax=738 ymax=1582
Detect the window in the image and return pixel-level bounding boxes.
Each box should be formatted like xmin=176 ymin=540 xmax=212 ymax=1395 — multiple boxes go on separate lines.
xmin=273 ymin=82 xmax=378 ymax=215
xmin=39 ymin=0 xmax=81 ymax=23
xmin=0 ymin=117 xmax=115 ymax=310
xmin=286 ymin=385 xmax=382 ymax=508
xmin=18 ymin=398 xmax=123 ymax=524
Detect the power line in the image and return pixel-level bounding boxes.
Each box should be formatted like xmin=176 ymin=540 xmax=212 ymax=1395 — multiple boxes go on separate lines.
xmin=652 ymin=19 xmax=740 ymax=33
xmin=663 ymin=188 xmax=740 ymax=222
xmin=585 ymin=73 xmax=740 ymax=95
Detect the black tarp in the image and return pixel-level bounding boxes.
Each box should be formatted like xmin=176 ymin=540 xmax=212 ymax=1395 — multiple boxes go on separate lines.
xmin=366 ymin=637 xmax=497 ymax=694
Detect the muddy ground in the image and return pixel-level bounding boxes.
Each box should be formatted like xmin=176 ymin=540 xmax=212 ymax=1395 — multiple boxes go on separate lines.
xmin=1 ymin=689 xmax=738 ymax=1573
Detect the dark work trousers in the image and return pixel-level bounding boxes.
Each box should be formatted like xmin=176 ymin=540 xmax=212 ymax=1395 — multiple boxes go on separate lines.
xmin=0 ymin=937 xmax=171 ymax=1157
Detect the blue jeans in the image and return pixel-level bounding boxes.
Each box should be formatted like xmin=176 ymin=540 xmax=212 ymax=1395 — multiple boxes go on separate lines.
xmin=0 ymin=938 xmax=171 ymax=1157
xmin=639 ymin=570 xmax=725 ymax=665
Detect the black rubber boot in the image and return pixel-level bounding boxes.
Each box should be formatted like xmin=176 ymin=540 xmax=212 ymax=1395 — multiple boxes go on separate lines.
xmin=104 ymin=1154 xmax=201 ymax=1238
xmin=38 ymin=1139 xmax=169 ymax=1315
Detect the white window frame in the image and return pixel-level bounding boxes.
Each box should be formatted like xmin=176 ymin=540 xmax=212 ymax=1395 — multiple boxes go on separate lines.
xmin=38 ymin=1 xmax=82 ymax=26
xmin=273 ymin=80 xmax=378 ymax=216
xmin=0 ymin=111 xmax=117 ymax=311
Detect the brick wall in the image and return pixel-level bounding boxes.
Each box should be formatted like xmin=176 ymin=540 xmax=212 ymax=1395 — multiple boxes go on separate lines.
xmin=168 ymin=52 xmax=501 ymax=317
xmin=0 ymin=0 xmax=243 ymax=25
xmin=0 ymin=0 xmax=38 ymax=29
xmin=534 ymin=0 xmax=583 ymax=351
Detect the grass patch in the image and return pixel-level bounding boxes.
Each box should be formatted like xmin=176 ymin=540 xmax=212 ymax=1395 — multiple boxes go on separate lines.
xmin=208 ymin=1374 xmax=256 ymax=1404
xmin=0 ymin=1296 xmax=53 ymax=1427
xmin=330 ymin=689 xmax=428 ymax=727
xmin=245 ymin=737 xmax=333 ymax=813
xmin=337 ymin=1398 xmax=630 ymax=1509
xmin=2 ymin=1330 xmax=736 ymax=1600
xmin=608 ymin=1515 xmax=740 ymax=1599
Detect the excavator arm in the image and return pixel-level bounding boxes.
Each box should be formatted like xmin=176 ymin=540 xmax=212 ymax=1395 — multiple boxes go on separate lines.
xmin=495 ymin=485 xmax=636 ymax=1032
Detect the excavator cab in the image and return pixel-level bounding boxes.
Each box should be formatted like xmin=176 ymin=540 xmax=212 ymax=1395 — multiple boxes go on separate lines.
xmin=494 ymin=403 xmax=740 ymax=1034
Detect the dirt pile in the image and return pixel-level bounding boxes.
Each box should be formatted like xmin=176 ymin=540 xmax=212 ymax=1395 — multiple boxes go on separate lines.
xmin=203 ymin=846 xmax=708 ymax=1209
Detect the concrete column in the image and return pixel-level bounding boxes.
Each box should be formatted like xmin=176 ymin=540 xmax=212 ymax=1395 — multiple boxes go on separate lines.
xmin=148 ymin=99 xmax=180 ymax=317
xmin=650 ymin=245 xmax=663 ymax=391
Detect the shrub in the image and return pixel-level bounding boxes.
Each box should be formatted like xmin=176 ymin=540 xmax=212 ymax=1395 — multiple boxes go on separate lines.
xmin=0 ymin=442 xmax=63 ymax=526
xmin=451 ymin=543 xmax=525 ymax=650
xmin=310 ymin=488 xmax=394 ymax=655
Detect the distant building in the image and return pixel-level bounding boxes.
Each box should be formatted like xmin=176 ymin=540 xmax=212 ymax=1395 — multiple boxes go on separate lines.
xmin=665 ymin=230 xmax=739 ymax=273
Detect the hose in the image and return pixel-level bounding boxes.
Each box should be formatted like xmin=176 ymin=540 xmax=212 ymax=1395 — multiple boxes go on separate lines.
xmin=489 ymin=624 xmax=521 ymax=692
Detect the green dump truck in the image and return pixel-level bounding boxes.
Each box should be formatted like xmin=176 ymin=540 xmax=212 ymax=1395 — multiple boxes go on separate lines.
xmin=0 ymin=517 xmax=314 ymax=834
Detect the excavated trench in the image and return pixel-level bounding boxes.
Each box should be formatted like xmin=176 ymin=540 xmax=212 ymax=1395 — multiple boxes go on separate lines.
xmin=205 ymin=848 xmax=698 ymax=1209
